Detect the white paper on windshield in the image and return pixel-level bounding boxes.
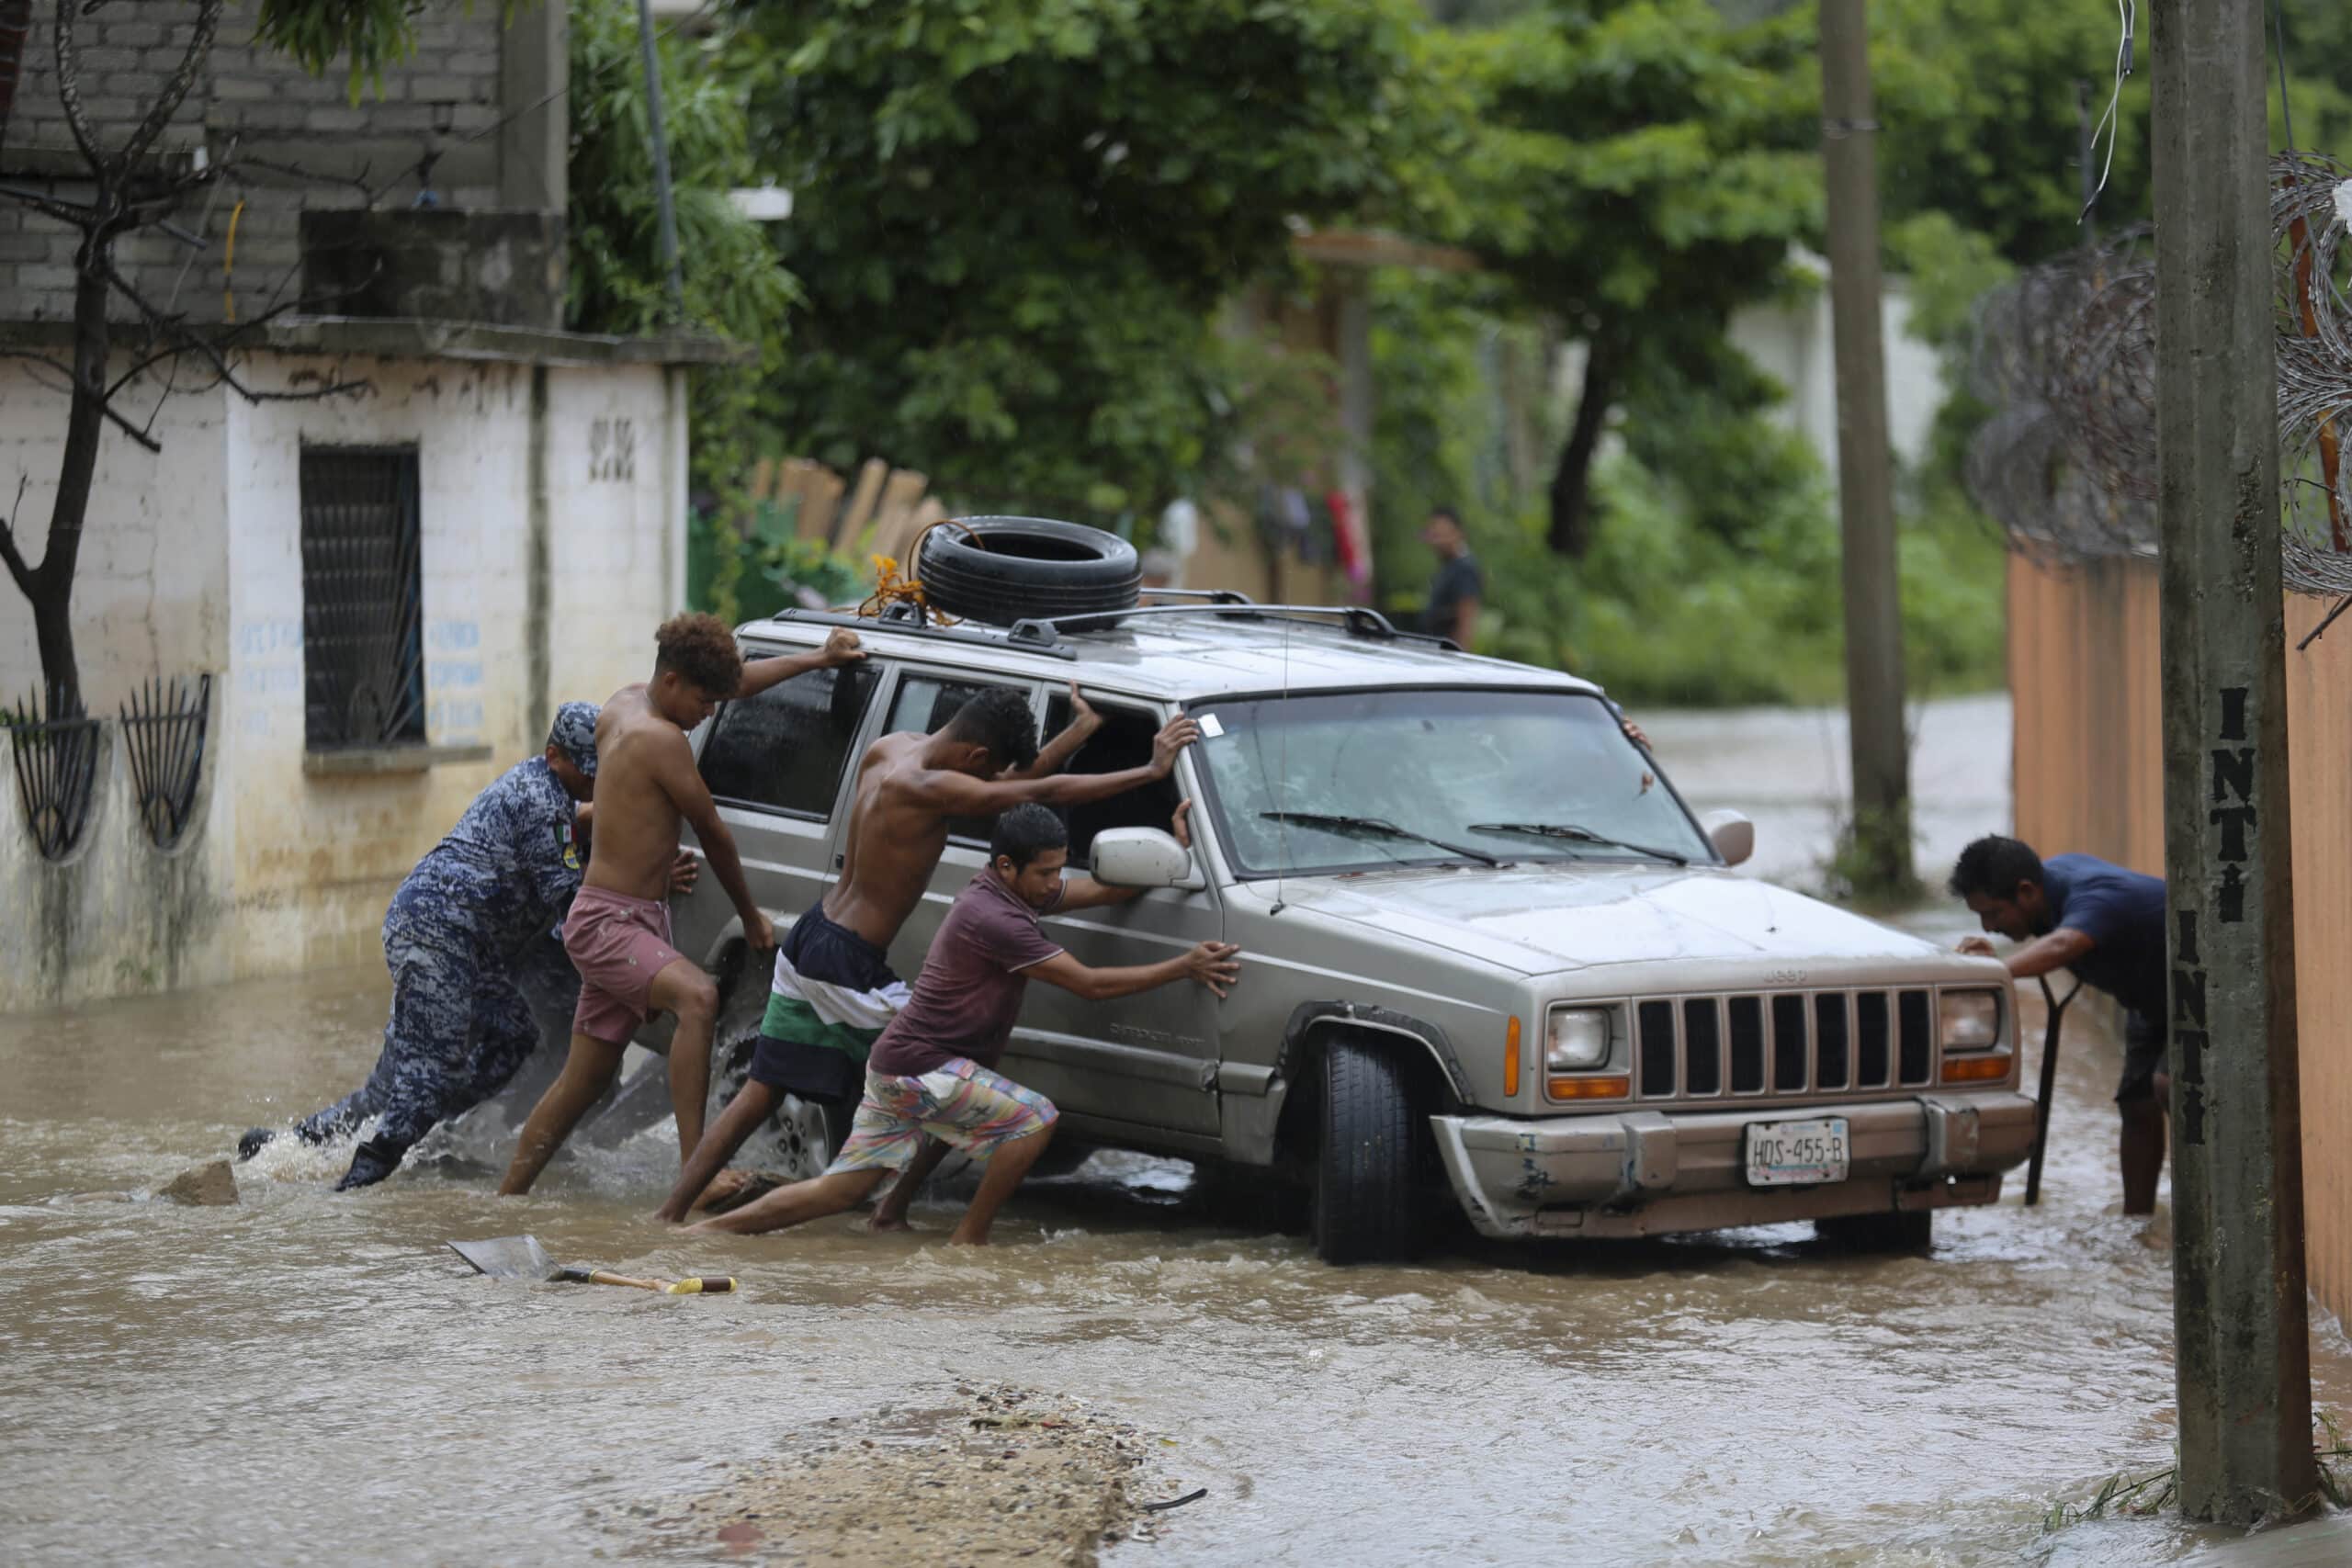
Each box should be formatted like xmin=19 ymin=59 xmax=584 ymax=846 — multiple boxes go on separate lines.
xmin=1198 ymin=713 xmax=1227 ymax=739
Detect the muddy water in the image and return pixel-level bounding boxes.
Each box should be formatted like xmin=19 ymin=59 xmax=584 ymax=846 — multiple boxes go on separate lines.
xmin=7 ymin=696 xmax=2351 ymax=1566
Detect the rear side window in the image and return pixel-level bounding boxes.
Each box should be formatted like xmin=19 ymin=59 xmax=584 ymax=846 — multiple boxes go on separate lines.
xmin=699 ymin=660 xmax=880 ymax=819
xmin=1039 ymin=693 xmax=1178 ymax=865
xmin=885 ymin=672 xmax=1035 ymax=842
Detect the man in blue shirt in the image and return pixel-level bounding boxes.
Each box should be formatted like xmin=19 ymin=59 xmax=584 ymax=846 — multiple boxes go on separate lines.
xmin=1948 ymin=834 xmax=2169 ymax=1213
xmin=238 ymin=703 xmax=692 ymax=1190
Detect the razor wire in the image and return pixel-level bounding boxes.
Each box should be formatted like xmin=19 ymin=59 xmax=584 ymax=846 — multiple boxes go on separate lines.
xmin=1963 ymin=154 xmax=2352 ymax=598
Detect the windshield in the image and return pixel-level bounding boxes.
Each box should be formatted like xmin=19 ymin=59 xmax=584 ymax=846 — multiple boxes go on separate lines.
xmin=1190 ymin=688 xmax=1713 ymax=876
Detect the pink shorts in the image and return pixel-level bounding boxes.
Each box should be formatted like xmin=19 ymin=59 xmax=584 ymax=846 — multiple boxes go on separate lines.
xmin=565 ymin=885 xmax=685 ymax=1044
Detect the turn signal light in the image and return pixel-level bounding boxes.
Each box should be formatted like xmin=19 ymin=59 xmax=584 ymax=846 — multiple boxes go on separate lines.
xmin=1545 ymin=1074 xmax=1632 ymax=1100
xmin=1939 ymin=1055 xmax=2011 ymax=1084
xmin=1505 ymin=1016 xmax=1522 ymax=1098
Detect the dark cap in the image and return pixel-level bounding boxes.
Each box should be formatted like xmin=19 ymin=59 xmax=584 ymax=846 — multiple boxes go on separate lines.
xmin=548 ymin=701 xmax=600 ymax=777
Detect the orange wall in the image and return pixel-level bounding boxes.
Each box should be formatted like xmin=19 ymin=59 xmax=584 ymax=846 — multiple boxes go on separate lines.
xmin=2008 ymin=551 xmax=2352 ymax=1319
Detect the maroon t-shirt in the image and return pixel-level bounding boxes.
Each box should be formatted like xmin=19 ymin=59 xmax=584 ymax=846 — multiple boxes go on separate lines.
xmin=867 ymin=872 xmax=1065 ymax=1077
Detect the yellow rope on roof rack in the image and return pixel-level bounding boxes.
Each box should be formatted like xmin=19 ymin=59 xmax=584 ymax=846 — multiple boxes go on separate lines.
xmin=852 ymin=518 xmax=981 ymax=625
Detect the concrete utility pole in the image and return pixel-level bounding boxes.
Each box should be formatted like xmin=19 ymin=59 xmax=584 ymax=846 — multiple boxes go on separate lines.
xmin=1817 ymin=0 xmax=1916 ymax=899
xmin=2151 ymin=0 xmax=2316 ymax=1525
xmin=633 ymin=0 xmax=687 ymax=321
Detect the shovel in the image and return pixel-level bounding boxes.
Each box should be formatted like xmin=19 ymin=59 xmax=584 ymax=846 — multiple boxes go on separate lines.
xmin=448 ymin=1235 xmax=736 ymax=1295
xmin=2024 ymin=975 xmax=2083 ymax=1207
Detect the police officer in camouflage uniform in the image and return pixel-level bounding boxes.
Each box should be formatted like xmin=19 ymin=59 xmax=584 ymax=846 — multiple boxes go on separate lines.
xmin=241 ymin=703 xmax=628 ymax=1190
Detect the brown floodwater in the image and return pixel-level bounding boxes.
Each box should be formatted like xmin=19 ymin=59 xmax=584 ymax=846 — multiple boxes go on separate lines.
xmin=6 ymin=698 xmax=2350 ymax=1565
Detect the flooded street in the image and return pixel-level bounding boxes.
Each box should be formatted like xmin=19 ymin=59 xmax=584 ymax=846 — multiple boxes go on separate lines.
xmin=6 ymin=694 xmax=2351 ymax=1565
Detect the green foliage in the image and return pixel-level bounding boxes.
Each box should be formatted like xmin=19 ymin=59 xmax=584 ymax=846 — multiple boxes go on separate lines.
xmin=566 ymin=0 xmax=800 ymax=507
xmin=252 ymin=0 xmax=434 ymax=96
xmin=691 ymin=502 xmax=873 ymax=627
xmin=735 ymin=0 xmax=1421 ymax=519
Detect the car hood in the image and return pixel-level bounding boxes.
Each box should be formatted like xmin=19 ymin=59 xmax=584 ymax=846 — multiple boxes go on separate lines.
xmin=1240 ymin=863 xmax=1943 ymax=976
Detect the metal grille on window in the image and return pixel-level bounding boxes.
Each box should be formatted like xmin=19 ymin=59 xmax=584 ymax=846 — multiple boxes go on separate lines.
xmin=119 ymin=674 xmax=211 ymax=848
xmin=300 ymin=448 xmax=424 ymax=751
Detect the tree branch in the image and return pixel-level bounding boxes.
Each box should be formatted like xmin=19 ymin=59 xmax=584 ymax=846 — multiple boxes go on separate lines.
xmin=0 ymin=474 xmax=33 ymax=595
xmin=51 ymin=0 xmax=104 ymax=176
xmin=7 ymin=343 xmax=166 ymax=454
xmin=104 ymin=264 xmax=369 ymax=406
xmin=113 ymin=0 xmax=222 ymax=176
xmin=0 ymin=181 xmax=97 ymax=228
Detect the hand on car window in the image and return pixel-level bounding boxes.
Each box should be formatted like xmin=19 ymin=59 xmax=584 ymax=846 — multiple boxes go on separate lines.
xmin=1170 ymin=799 xmax=1193 ymax=849
xmin=820 ymin=627 xmax=866 ymax=665
xmin=1151 ymin=716 xmax=1201 ymax=775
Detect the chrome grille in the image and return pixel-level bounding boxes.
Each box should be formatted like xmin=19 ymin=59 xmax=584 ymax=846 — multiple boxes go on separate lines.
xmin=1630 ymin=989 xmax=1938 ymax=1102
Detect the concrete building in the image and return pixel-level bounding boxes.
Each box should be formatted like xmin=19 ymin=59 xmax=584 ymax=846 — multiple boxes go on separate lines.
xmin=1730 ymin=249 xmax=1948 ymax=476
xmin=0 ymin=5 xmax=722 ymax=1011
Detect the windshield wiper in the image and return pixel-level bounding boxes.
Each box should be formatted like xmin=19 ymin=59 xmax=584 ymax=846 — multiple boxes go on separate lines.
xmin=1466 ymin=821 xmax=1689 ymax=866
xmin=1260 ymin=811 xmax=1502 ymax=867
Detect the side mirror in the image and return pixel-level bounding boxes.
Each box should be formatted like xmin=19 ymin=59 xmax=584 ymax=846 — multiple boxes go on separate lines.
xmin=1091 ymin=827 xmax=1199 ymax=890
xmin=1702 ymin=809 xmax=1755 ymax=868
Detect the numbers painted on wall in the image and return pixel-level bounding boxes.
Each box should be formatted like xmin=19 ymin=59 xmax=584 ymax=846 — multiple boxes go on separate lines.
xmin=588 ymin=417 xmax=637 ymax=484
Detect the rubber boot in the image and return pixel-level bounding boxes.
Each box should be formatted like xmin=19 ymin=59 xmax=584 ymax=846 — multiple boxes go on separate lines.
xmin=334 ymin=1139 xmax=405 ymax=1191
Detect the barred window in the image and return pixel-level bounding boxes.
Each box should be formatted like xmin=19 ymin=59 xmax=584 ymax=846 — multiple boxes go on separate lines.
xmin=300 ymin=447 xmax=426 ymax=752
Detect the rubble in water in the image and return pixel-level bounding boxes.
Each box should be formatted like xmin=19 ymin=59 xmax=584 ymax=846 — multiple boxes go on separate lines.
xmin=630 ymin=1385 xmax=1197 ymax=1565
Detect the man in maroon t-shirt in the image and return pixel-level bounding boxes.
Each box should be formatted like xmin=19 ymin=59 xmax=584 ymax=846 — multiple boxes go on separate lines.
xmin=686 ymin=804 xmax=1239 ymax=1245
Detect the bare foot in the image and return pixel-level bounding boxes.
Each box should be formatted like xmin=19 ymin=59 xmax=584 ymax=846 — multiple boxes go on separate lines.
xmin=691 ymin=1169 xmax=761 ymax=1213
xmin=866 ymin=1213 xmax=914 ymax=1233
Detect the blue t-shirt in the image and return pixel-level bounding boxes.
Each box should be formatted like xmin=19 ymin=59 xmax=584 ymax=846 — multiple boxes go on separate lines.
xmin=2042 ymin=852 xmax=2167 ymax=1025
xmin=387 ymin=756 xmax=585 ymax=962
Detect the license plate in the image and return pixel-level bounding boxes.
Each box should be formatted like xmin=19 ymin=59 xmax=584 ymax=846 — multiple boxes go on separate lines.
xmin=1744 ymin=1116 xmax=1849 ymax=1187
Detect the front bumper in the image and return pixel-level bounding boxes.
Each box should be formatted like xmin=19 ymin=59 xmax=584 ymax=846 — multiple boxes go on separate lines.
xmin=1430 ymin=1092 xmax=2037 ymax=1240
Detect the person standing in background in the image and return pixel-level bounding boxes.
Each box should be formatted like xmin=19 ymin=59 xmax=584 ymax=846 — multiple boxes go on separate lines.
xmin=1420 ymin=505 xmax=1483 ymax=649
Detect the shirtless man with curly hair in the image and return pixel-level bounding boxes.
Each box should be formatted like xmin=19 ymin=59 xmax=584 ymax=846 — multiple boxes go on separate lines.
xmin=499 ymin=612 xmax=865 ymax=1197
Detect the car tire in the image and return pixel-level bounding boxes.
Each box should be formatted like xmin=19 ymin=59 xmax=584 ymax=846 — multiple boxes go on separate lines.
xmin=916 ymin=515 xmax=1142 ymax=626
xmin=1815 ymin=1209 xmax=1934 ymax=1252
xmin=1310 ymin=1040 xmax=1430 ymax=1264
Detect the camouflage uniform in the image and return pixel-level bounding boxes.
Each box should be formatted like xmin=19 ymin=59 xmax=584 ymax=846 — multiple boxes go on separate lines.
xmin=258 ymin=705 xmax=598 ymax=1189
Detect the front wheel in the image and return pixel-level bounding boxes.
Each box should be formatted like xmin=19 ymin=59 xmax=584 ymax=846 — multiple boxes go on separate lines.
xmin=1310 ymin=1041 xmax=1430 ymax=1264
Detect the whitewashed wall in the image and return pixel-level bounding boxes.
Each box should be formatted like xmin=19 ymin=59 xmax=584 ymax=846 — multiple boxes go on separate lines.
xmin=0 ymin=350 xmax=686 ymax=1010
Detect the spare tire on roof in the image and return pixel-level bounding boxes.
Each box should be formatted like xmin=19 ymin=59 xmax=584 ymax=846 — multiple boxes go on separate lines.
xmin=916 ymin=515 xmax=1142 ymax=626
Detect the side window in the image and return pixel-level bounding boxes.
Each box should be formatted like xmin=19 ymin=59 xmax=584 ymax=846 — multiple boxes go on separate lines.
xmin=885 ymin=672 xmax=1033 ymax=843
xmin=698 ymin=659 xmax=880 ymax=818
xmin=1039 ymin=693 xmax=1179 ymax=865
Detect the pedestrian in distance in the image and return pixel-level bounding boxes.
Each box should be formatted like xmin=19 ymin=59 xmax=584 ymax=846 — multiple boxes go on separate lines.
xmin=1948 ymin=834 xmax=2170 ymax=1214
xmin=1419 ymin=504 xmax=1483 ymax=649
xmin=680 ymin=804 xmax=1239 ymax=1245
xmin=497 ymin=615 xmax=865 ymax=1199
xmin=651 ymin=682 xmax=1197 ymax=1224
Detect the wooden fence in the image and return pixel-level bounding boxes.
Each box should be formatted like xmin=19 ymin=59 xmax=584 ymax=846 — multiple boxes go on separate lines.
xmin=2008 ymin=550 xmax=2352 ymax=1319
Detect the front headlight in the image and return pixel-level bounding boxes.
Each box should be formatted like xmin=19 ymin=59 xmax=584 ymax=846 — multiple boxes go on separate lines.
xmin=1546 ymin=1006 xmax=1612 ymax=1071
xmin=1939 ymin=988 xmax=2001 ymax=1051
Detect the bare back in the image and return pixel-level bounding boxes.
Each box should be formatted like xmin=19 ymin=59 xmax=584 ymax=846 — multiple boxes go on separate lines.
xmin=824 ymin=732 xmax=953 ymax=948
xmin=582 ymin=684 xmax=695 ymax=902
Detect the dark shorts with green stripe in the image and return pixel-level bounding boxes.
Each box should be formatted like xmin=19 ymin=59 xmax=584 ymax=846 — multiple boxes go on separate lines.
xmin=748 ymin=1030 xmax=865 ymax=1107
xmin=746 ymin=905 xmax=901 ymax=1109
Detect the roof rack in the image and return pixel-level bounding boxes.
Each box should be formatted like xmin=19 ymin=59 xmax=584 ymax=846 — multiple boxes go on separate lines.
xmin=1138 ymin=587 xmax=1256 ymax=605
xmin=756 ymin=598 xmax=1463 ymax=660
xmin=763 ymin=604 xmax=1079 ymax=660
xmin=1006 ymin=602 xmax=1463 ymax=652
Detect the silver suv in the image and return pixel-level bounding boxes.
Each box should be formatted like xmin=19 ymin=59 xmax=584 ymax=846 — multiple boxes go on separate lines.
xmin=665 ymin=599 xmax=2033 ymax=1262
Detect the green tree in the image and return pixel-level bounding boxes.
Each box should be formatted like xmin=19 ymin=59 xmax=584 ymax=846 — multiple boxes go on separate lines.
xmin=734 ymin=0 xmax=1423 ymax=520
xmin=566 ymin=0 xmax=798 ymax=504
xmin=1426 ymin=0 xmax=1822 ymax=556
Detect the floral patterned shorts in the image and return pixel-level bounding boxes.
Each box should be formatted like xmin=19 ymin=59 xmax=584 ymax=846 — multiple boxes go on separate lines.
xmin=823 ymin=1057 xmax=1057 ymax=1175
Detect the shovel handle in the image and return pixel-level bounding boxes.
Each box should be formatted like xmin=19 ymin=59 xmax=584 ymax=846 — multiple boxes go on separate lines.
xmin=564 ymin=1268 xmax=737 ymax=1294
xmin=573 ymin=1269 xmax=668 ymax=1292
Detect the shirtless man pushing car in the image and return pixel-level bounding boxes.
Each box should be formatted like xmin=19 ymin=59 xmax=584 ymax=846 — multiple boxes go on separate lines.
xmin=499 ymin=614 xmax=865 ymax=1197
